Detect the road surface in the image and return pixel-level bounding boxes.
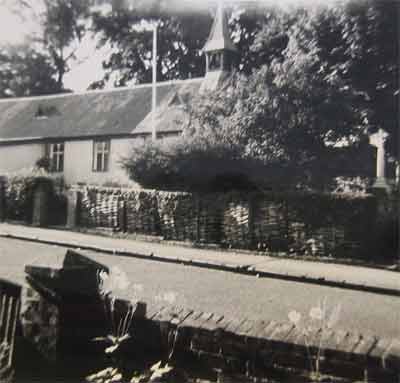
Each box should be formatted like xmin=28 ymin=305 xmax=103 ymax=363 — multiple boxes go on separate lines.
xmin=1 ymin=237 xmax=399 ymax=339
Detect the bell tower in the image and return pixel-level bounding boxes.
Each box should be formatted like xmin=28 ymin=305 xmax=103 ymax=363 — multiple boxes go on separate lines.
xmin=200 ymin=2 xmax=238 ymax=92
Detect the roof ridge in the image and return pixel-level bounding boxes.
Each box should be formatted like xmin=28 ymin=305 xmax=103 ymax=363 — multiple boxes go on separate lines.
xmin=0 ymin=77 xmax=204 ymax=104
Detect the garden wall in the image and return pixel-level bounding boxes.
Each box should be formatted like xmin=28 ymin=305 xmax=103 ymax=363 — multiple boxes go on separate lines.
xmin=75 ymin=186 xmax=398 ymax=263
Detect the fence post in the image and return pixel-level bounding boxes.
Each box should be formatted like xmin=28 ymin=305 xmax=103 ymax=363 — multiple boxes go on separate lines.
xmin=248 ymin=193 xmax=255 ymax=249
xmin=195 ymin=194 xmax=201 ymax=243
xmin=118 ymin=197 xmax=127 ymax=232
xmin=0 ymin=176 xmax=5 ymax=222
xmin=370 ymin=188 xmax=399 ymax=265
xmin=32 ymin=180 xmax=51 ymax=227
xmin=0 ymin=279 xmax=21 ymax=381
xmin=284 ymin=197 xmax=290 ymax=252
xmin=66 ymin=190 xmax=80 ymax=229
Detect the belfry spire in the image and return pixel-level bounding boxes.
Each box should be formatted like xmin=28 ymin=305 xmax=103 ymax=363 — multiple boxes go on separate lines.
xmin=203 ymin=1 xmax=238 ymax=54
xmin=200 ymin=1 xmax=238 ymax=92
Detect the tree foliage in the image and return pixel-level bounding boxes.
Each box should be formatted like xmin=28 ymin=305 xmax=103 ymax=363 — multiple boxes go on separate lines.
xmin=122 ymin=0 xmax=398 ymax=191
xmin=1 ymin=0 xmax=397 ymax=171
xmin=0 ymin=44 xmax=59 ymax=97
xmin=41 ymin=0 xmax=92 ymax=89
xmin=0 ymin=0 xmax=92 ymax=95
xmin=90 ymin=0 xmax=212 ymax=87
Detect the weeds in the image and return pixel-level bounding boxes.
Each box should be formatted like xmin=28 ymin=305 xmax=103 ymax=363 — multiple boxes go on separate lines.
xmin=288 ymin=298 xmax=341 ymax=382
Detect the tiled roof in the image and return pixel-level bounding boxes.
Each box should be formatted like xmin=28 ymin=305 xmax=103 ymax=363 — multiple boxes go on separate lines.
xmin=0 ymin=78 xmax=202 ymax=142
xmin=135 ymin=81 xmax=199 ymax=135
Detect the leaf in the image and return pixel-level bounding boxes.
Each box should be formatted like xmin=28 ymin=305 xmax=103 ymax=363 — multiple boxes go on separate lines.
xmin=130 ymin=373 xmax=151 ymax=383
xmin=149 ymin=361 xmax=162 ymax=372
xmin=149 ymin=363 xmax=174 ymax=380
xmin=118 ymin=333 xmax=131 ymax=344
xmin=105 ymin=343 xmax=119 ymax=354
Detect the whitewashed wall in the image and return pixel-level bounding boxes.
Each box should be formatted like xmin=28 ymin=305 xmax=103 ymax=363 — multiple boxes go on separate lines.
xmin=0 ymin=143 xmax=44 ymax=174
xmin=0 ymin=137 xmax=144 ymax=186
xmin=63 ymin=137 xmax=141 ymax=186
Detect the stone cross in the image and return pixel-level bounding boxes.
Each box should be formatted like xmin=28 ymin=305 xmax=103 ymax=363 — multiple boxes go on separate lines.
xmin=369 ymin=128 xmax=389 ymax=189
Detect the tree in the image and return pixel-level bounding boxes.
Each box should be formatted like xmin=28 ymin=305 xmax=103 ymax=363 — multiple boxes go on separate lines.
xmin=340 ymin=0 xmax=399 ymax=157
xmin=122 ymin=3 xmax=386 ymax=191
xmin=122 ymin=56 xmax=364 ymax=191
xmin=239 ymin=5 xmax=290 ymax=73
xmin=41 ymin=0 xmax=92 ymax=90
xmin=90 ymin=0 xmax=212 ymax=87
xmin=0 ymin=44 xmax=59 ymax=97
xmin=3 ymin=0 xmax=92 ymax=91
xmin=90 ymin=2 xmax=292 ymax=88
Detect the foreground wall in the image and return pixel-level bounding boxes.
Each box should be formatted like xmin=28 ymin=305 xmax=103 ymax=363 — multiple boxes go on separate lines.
xmin=21 ymin=252 xmax=400 ymax=382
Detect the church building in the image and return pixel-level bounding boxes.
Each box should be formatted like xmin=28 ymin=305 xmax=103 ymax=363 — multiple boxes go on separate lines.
xmin=0 ymin=4 xmax=236 ymax=186
xmin=0 ymin=5 xmax=395 ymax=189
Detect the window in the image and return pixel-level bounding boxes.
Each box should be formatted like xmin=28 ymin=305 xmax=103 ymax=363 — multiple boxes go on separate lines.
xmin=208 ymin=52 xmax=222 ymax=71
xmin=35 ymin=105 xmax=60 ymax=119
xmin=93 ymin=140 xmax=110 ymax=172
xmin=49 ymin=142 xmax=64 ymax=172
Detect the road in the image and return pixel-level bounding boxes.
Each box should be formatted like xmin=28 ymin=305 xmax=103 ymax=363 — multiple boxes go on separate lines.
xmin=1 ymin=237 xmax=399 ymax=339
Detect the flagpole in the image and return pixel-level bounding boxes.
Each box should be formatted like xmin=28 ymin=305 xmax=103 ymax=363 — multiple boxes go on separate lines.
xmin=152 ymin=22 xmax=157 ymax=141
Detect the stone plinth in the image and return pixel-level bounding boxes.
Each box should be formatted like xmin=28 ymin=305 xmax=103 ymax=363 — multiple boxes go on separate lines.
xmin=22 ymin=250 xmax=110 ymax=364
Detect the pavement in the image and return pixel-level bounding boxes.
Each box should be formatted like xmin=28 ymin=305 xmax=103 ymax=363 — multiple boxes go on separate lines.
xmin=1 ymin=222 xmax=399 ymax=378
xmin=1 ymin=235 xmax=400 ymax=341
xmin=0 ymin=222 xmax=399 ymax=296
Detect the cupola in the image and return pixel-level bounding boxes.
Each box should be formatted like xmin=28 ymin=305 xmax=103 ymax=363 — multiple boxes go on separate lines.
xmin=200 ymin=2 xmax=238 ymax=92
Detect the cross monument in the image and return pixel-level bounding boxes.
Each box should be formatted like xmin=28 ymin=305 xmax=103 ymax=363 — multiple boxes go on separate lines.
xmin=369 ymin=128 xmax=390 ymax=190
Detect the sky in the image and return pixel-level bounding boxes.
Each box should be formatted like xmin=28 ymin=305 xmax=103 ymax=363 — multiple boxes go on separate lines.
xmin=0 ymin=0 xmax=337 ymax=92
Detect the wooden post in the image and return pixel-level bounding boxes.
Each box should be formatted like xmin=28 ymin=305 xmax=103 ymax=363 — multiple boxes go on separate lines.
xmin=118 ymin=197 xmax=127 ymax=232
xmin=0 ymin=176 xmax=5 ymax=222
xmin=32 ymin=181 xmax=50 ymax=227
xmin=248 ymin=194 xmax=255 ymax=249
xmin=0 ymin=279 xmax=21 ymax=381
xmin=195 ymin=194 xmax=201 ymax=243
xmin=66 ymin=190 xmax=80 ymax=229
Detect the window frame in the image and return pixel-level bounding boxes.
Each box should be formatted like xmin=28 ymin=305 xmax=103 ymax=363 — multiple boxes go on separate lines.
xmin=92 ymin=139 xmax=110 ymax=172
xmin=208 ymin=51 xmax=222 ymax=71
xmin=48 ymin=142 xmax=64 ymax=173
